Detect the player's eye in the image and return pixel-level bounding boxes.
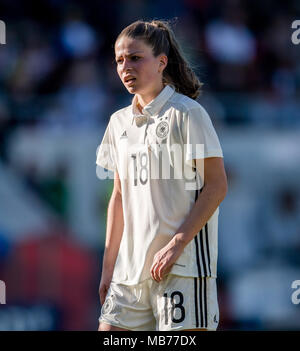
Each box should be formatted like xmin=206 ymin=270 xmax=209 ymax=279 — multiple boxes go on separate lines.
xmin=114 ymin=56 xmax=140 ymax=65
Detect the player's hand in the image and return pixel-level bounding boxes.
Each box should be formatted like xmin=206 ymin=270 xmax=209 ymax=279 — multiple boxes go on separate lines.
xmin=150 ymin=236 xmax=185 ymax=282
xmin=99 ymin=272 xmax=113 ymax=305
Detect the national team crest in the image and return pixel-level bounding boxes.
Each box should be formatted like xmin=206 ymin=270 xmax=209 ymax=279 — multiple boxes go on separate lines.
xmin=101 ymin=294 xmax=115 ymax=315
xmin=156 ymin=121 xmax=169 ymax=139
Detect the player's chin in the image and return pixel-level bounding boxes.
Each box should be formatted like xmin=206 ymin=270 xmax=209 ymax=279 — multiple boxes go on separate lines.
xmin=124 ymin=81 xmax=140 ymax=93
xmin=125 ymin=86 xmax=138 ymax=94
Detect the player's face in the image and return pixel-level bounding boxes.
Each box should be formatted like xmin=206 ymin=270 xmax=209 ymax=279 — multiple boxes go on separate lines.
xmin=115 ymin=36 xmax=166 ymax=97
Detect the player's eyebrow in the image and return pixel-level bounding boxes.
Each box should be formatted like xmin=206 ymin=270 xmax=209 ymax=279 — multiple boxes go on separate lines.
xmin=115 ymin=51 xmax=144 ymax=60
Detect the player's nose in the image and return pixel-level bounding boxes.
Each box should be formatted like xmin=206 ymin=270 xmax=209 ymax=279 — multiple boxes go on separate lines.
xmin=122 ymin=58 xmax=133 ymax=72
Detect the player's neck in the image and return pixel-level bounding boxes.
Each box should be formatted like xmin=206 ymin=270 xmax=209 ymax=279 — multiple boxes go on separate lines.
xmin=135 ymin=82 xmax=165 ymax=110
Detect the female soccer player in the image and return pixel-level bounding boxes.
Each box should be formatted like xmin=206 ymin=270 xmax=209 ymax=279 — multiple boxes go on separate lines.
xmin=96 ymin=19 xmax=227 ymax=331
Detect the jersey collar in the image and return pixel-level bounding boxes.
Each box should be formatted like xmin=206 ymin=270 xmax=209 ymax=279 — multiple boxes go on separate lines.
xmin=131 ymin=84 xmax=175 ymax=125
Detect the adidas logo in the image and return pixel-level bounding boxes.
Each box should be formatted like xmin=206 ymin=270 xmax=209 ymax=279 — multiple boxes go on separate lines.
xmin=120 ymin=130 xmax=127 ymax=139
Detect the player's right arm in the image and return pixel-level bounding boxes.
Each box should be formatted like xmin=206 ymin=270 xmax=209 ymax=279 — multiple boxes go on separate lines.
xmin=99 ymin=171 xmax=124 ymax=305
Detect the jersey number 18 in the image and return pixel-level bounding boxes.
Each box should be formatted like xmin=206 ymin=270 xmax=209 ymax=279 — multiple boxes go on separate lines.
xmin=131 ymin=152 xmax=148 ymax=186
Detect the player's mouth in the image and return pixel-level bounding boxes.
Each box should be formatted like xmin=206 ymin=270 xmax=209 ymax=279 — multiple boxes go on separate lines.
xmin=124 ymin=76 xmax=136 ymax=86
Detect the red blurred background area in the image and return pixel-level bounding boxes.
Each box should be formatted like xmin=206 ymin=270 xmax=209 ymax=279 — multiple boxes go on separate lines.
xmin=1 ymin=225 xmax=99 ymax=330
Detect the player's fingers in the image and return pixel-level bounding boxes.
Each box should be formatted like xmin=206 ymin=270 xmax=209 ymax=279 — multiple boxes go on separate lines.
xmin=151 ymin=263 xmax=158 ymax=281
xmin=154 ymin=262 xmax=162 ymax=282
xmin=150 ymin=260 xmax=156 ymax=274
xmin=151 ymin=258 xmax=160 ymax=280
xmin=159 ymin=259 xmax=173 ymax=281
xmin=150 ymin=267 xmax=154 ymax=280
xmin=151 ymin=262 xmax=159 ymax=281
xmin=157 ymin=263 xmax=165 ymax=281
xmin=156 ymin=262 xmax=161 ymax=280
xmin=150 ymin=262 xmax=155 ymax=278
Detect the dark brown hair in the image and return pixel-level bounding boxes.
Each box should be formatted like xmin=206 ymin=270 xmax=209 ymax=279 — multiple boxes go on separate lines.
xmin=115 ymin=19 xmax=203 ymax=100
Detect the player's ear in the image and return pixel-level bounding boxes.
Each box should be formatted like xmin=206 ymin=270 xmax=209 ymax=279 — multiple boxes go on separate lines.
xmin=158 ymin=54 xmax=168 ymax=72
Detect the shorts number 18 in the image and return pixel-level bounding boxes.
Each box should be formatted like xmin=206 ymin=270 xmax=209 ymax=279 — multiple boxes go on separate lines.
xmin=163 ymin=291 xmax=185 ymax=324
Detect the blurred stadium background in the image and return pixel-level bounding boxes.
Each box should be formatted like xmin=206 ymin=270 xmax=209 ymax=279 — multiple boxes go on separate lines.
xmin=0 ymin=0 xmax=300 ymax=330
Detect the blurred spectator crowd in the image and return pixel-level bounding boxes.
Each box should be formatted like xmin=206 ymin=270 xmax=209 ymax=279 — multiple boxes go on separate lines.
xmin=0 ymin=0 xmax=299 ymax=142
xmin=0 ymin=0 xmax=299 ymax=330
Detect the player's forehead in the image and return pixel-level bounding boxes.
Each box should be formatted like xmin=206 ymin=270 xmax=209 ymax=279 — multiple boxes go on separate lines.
xmin=115 ymin=36 xmax=152 ymax=58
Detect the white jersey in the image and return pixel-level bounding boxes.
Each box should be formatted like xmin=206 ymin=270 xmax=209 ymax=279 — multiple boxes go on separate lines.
xmin=96 ymin=84 xmax=223 ymax=285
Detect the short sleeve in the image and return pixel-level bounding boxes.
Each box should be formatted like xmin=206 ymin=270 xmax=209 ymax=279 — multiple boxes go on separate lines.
xmin=96 ymin=119 xmax=117 ymax=172
xmin=184 ymin=105 xmax=223 ymax=163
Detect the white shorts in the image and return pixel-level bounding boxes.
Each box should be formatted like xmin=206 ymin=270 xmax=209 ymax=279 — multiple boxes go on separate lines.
xmin=99 ymin=274 xmax=219 ymax=331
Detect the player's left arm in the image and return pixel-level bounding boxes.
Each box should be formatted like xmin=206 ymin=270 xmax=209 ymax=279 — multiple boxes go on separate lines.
xmin=150 ymin=157 xmax=227 ymax=282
